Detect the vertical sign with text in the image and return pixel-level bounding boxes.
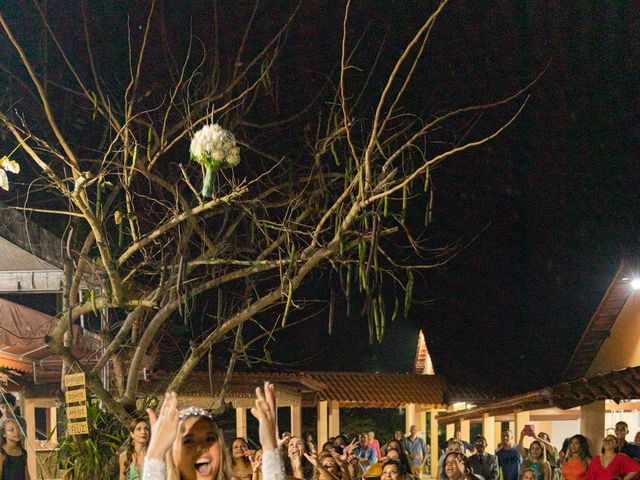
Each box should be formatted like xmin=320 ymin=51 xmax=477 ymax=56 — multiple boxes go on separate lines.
xmin=64 ymin=373 xmax=89 ymax=435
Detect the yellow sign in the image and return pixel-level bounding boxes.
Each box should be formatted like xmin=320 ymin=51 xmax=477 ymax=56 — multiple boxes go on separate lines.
xmin=65 ymin=405 xmax=88 ymax=420
xmin=65 ymin=388 xmax=87 ymax=404
xmin=67 ymin=421 xmax=89 ymax=435
xmin=64 ymin=373 xmax=86 ymax=388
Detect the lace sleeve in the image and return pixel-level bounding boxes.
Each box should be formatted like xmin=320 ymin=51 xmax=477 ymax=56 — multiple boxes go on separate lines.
xmin=143 ymin=458 xmax=167 ymax=480
xmin=262 ymin=448 xmax=284 ymax=480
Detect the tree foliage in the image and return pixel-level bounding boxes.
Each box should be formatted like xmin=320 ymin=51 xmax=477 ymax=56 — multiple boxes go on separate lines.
xmin=0 ymin=0 xmax=529 ymax=424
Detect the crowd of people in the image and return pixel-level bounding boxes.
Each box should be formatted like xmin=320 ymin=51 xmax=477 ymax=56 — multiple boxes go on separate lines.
xmin=119 ymin=383 xmax=640 ymax=480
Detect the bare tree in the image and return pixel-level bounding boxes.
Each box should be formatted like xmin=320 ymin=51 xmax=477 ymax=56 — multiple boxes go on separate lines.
xmin=0 ymin=0 xmax=530 ymax=424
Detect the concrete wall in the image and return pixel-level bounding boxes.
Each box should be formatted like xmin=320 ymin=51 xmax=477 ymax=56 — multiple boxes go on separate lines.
xmin=587 ymin=291 xmax=640 ymax=376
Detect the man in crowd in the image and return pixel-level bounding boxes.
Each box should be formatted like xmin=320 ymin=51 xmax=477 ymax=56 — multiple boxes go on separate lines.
xmin=615 ymin=421 xmax=640 ymax=460
xmin=403 ymin=425 xmax=427 ymax=476
xmin=468 ymin=435 xmax=499 ymax=480
xmin=496 ymin=430 xmax=522 ymax=480
xmin=353 ymin=432 xmax=377 ymax=474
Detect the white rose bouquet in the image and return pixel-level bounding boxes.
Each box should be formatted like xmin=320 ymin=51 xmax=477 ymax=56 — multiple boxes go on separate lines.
xmin=189 ymin=123 xmax=240 ymax=198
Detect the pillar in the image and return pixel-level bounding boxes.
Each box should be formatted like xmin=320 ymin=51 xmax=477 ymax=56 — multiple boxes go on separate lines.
xmin=236 ymin=407 xmax=247 ymax=438
xmin=317 ymin=400 xmax=328 ymax=447
xmin=406 ymin=403 xmax=417 ymax=434
xmin=581 ymin=400 xmax=605 ymax=454
xmin=329 ymin=401 xmax=340 ymax=437
xmin=50 ymin=406 xmax=58 ymax=444
xmin=514 ymin=411 xmax=530 ymax=442
xmin=482 ymin=414 xmax=495 ymax=450
xmin=494 ymin=421 xmax=502 ymax=451
xmin=446 ymin=422 xmax=455 ymax=440
xmin=430 ymin=409 xmax=440 ymax=479
xmin=460 ymin=419 xmax=471 ymax=447
xmin=291 ymin=405 xmax=302 ymax=437
xmin=24 ymin=398 xmax=36 ymax=480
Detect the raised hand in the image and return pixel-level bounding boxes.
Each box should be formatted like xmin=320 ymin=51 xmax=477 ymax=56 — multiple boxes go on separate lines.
xmin=146 ymin=392 xmax=179 ymax=460
xmin=304 ymin=452 xmax=319 ymax=467
xmin=455 ymin=454 xmax=471 ymax=476
xmin=250 ymin=382 xmax=278 ymax=451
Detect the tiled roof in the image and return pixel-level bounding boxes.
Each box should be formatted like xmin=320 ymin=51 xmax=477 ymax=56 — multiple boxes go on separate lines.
xmin=301 ymin=371 xmax=447 ymax=408
xmin=143 ymin=370 xmax=452 ymax=408
xmin=563 ymin=261 xmax=635 ymax=380
xmin=437 ymin=365 xmax=640 ymax=423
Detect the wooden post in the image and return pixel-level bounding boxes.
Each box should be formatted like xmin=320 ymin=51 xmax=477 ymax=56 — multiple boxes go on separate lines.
xmin=406 ymin=403 xmax=417 ymax=434
xmin=482 ymin=414 xmax=495 ymax=450
xmin=430 ymin=409 xmax=440 ymax=479
xmin=329 ymin=401 xmax=340 ymax=437
xmin=460 ymin=419 xmax=471 ymax=449
xmin=236 ymin=407 xmax=247 ymax=438
xmin=317 ymin=401 xmax=328 ymax=447
xmin=514 ymin=411 xmax=530 ymax=443
xmin=581 ymin=400 xmax=605 ymax=454
xmin=446 ymin=422 xmax=455 ymax=440
xmin=291 ymin=405 xmax=302 ymax=437
xmin=23 ymin=398 xmax=36 ymax=480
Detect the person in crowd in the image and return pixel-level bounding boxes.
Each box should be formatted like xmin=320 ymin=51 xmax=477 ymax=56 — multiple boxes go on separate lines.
xmin=442 ymin=452 xmax=484 ymax=480
xmin=382 ymin=434 xmax=405 ymax=457
xmin=537 ymin=432 xmax=561 ymax=480
xmin=120 ymin=418 xmax=150 ymax=480
xmin=384 ymin=448 xmax=414 ymax=478
xmin=635 ymin=432 xmax=640 ymax=446
xmin=354 ymin=432 xmax=378 ymax=474
xmin=285 ymin=436 xmax=314 ymax=480
xmin=455 ymin=431 xmax=474 ymax=455
xmin=0 ymin=394 xmax=26 ymax=433
xmin=519 ymin=440 xmax=551 ymax=480
xmin=586 ymin=434 xmax=640 ymax=480
xmin=369 ymin=432 xmax=382 ymax=462
xmin=468 ymin=435 xmax=499 ymax=480
xmin=439 ymin=440 xmax=464 ymax=479
xmin=522 ymin=469 xmax=538 ymax=480
xmin=561 ymin=434 xmax=591 ymax=480
xmin=334 ymin=435 xmax=350 ymax=455
xmin=0 ymin=417 xmax=29 ymax=480
xmin=251 ymin=449 xmax=264 ymax=480
xmin=402 ymin=425 xmax=427 ymax=476
xmin=231 ymin=438 xmax=254 ymax=480
xmin=304 ymin=433 xmax=317 ymax=455
xmin=496 ymin=430 xmax=523 ymax=480
xmin=144 ymin=383 xmax=284 ymax=480
xmin=615 ymin=422 xmax=640 ymax=460
xmin=321 ymin=442 xmax=335 ymax=453
xmin=381 ymin=459 xmax=411 ymax=480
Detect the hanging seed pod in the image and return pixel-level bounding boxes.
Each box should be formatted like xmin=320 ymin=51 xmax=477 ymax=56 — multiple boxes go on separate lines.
xmin=282 ymin=281 xmax=293 ymax=327
xmin=391 ymin=297 xmax=399 ymax=322
xmin=424 ymin=165 xmax=430 ymax=192
xmin=404 ymin=270 xmax=414 ymax=319
xmin=373 ymin=297 xmax=380 ymax=342
xmin=331 ymin=143 xmax=341 ymax=166
xmin=346 ymin=264 xmax=352 ymax=299
xmin=217 ymin=288 xmax=223 ymax=325
xmin=378 ymin=291 xmax=386 ymax=342
xmin=384 ymin=196 xmax=389 ymax=217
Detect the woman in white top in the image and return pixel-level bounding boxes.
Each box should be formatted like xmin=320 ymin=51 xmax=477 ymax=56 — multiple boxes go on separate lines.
xmin=143 ymin=384 xmax=284 ymax=480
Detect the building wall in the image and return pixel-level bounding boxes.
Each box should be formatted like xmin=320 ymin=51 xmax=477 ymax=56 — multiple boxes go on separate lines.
xmin=586 ymin=291 xmax=640 ymax=376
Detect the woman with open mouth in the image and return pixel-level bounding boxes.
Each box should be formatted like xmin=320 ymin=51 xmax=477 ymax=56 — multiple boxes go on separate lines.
xmin=143 ymin=383 xmax=284 ymax=480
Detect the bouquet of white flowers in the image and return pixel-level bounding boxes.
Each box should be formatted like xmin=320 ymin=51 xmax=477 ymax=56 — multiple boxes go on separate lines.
xmin=189 ymin=123 xmax=240 ymax=198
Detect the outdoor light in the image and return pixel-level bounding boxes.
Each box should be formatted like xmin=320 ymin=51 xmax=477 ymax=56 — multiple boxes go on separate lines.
xmin=631 ymin=279 xmax=640 ymax=290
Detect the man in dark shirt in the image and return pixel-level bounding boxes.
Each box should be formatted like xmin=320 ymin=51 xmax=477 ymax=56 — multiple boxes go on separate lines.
xmin=615 ymin=421 xmax=640 ymax=460
xmin=469 ymin=435 xmax=499 ymax=480
xmin=495 ymin=430 xmax=522 ymax=480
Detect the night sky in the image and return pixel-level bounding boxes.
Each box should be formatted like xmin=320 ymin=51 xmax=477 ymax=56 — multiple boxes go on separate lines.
xmin=1 ymin=1 xmax=639 ymax=394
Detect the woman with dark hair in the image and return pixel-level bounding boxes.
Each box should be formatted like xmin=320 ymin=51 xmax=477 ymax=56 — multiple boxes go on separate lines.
xmin=285 ymin=436 xmax=314 ymax=480
xmin=585 ymin=435 xmax=640 ymax=480
xmin=230 ymin=438 xmax=254 ymax=480
xmin=561 ymin=435 xmax=591 ymax=480
xmin=381 ymin=459 xmax=410 ymax=480
xmin=120 ymin=418 xmax=150 ymax=480
xmin=520 ymin=440 xmax=551 ymax=480
xmin=442 ymin=452 xmax=483 ymax=480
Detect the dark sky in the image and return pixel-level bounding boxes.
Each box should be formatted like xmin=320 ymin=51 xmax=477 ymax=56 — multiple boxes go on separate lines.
xmin=1 ymin=1 xmax=639 ymax=394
